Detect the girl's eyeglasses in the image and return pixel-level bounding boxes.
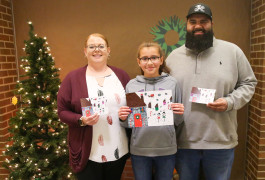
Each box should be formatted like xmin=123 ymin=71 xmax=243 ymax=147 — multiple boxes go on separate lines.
xmin=139 ymin=56 xmax=160 ymax=63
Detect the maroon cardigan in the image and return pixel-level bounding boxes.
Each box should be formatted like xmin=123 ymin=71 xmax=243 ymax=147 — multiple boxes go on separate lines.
xmin=57 ymin=65 xmax=130 ymax=173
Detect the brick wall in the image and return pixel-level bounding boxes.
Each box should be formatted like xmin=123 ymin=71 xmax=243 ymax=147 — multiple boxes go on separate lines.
xmin=246 ymin=0 xmax=265 ymax=179
xmin=1 ymin=0 xmax=263 ymax=179
xmin=121 ymin=158 xmax=134 ymax=180
xmin=0 ymin=0 xmax=16 ymax=179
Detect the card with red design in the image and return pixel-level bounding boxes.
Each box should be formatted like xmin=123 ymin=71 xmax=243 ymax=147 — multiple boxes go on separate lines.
xmin=126 ymin=90 xmax=173 ymax=127
xmin=80 ymin=97 xmax=108 ymax=116
xmin=189 ymin=87 xmax=216 ymax=104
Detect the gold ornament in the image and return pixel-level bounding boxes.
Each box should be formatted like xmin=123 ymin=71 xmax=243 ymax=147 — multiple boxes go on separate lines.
xmin=12 ymin=96 xmax=18 ymax=105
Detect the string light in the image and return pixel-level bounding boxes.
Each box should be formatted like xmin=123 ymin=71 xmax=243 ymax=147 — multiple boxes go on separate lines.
xmin=67 ymin=172 xmax=72 ymax=178
xmin=6 ymin=22 xmax=70 ymax=178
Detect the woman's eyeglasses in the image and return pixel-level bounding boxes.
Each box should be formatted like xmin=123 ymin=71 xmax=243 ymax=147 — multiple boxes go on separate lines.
xmin=86 ymin=44 xmax=106 ymax=51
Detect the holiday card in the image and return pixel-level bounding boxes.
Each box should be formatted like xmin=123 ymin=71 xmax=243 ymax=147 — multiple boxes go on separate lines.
xmin=126 ymin=90 xmax=173 ymax=127
xmin=189 ymin=87 xmax=216 ymax=104
xmin=80 ymin=96 xmax=108 ymax=116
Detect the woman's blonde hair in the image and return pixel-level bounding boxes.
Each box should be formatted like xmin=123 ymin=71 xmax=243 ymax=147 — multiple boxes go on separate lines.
xmin=137 ymin=42 xmax=170 ymax=75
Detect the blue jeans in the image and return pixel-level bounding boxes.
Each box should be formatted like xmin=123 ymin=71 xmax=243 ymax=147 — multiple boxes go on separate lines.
xmin=176 ymin=149 xmax=234 ymax=180
xmin=131 ymin=154 xmax=176 ymax=180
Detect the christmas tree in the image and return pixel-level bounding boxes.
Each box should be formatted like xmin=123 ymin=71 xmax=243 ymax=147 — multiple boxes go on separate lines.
xmin=2 ymin=22 xmax=73 ymax=179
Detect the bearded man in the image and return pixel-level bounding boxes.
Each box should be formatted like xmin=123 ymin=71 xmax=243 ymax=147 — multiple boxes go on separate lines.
xmin=166 ymin=3 xmax=257 ymax=180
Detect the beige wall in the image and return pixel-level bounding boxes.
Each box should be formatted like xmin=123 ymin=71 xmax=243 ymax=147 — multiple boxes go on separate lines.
xmin=12 ymin=1 xmax=251 ymax=179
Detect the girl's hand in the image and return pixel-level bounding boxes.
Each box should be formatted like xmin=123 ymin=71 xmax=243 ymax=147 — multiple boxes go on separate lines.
xmin=118 ymin=106 xmax=131 ymax=121
xmin=82 ymin=113 xmax=99 ymax=125
xmin=171 ymin=103 xmax=184 ymax=115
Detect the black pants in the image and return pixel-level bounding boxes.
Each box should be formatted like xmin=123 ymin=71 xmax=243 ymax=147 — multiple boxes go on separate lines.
xmin=76 ymin=154 xmax=128 ymax=180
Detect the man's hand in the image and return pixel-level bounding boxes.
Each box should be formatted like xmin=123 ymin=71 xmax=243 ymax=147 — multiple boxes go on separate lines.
xmin=207 ymin=98 xmax=228 ymax=112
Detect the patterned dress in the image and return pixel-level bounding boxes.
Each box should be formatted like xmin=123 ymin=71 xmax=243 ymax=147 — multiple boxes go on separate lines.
xmin=86 ymin=72 xmax=128 ymax=163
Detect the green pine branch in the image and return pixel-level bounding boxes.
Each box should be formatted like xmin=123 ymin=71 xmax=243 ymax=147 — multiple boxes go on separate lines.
xmin=2 ymin=22 xmax=74 ymax=180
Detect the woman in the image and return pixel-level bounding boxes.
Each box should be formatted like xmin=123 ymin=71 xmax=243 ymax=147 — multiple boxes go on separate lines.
xmin=57 ymin=33 xmax=130 ymax=180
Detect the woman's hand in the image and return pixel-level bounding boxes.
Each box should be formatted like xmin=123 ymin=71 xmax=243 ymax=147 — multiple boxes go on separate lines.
xmin=82 ymin=113 xmax=99 ymax=125
xmin=118 ymin=106 xmax=131 ymax=121
xmin=171 ymin=103 xmax=184 ymax=115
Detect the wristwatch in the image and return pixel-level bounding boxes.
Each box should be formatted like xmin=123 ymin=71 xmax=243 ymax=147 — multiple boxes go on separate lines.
xmin=78 ymin=117 xmax=86 ymax=126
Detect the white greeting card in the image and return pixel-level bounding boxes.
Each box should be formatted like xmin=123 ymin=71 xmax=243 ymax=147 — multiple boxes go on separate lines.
xmin=126 ymin=90 xmax=173 ymax=127
xmin=189 ymin=87 xmax=216 ymax=104
xmin=81 ymin=97 xmax=108 ymax=116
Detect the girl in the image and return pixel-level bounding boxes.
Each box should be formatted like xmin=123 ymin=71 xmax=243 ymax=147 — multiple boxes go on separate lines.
xmin=119 ymin=42 xmax=184 ymax=180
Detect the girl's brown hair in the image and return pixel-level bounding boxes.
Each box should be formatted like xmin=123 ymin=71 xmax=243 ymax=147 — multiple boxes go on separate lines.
xmin=137 ymin=42 xmax=170 ymax=75
xmin=84 ymin=33 xmax=109 ymax=47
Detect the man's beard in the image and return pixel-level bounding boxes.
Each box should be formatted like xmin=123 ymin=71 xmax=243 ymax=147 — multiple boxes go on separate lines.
xmin=185 ymin=28 xmax=214 ymax=52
